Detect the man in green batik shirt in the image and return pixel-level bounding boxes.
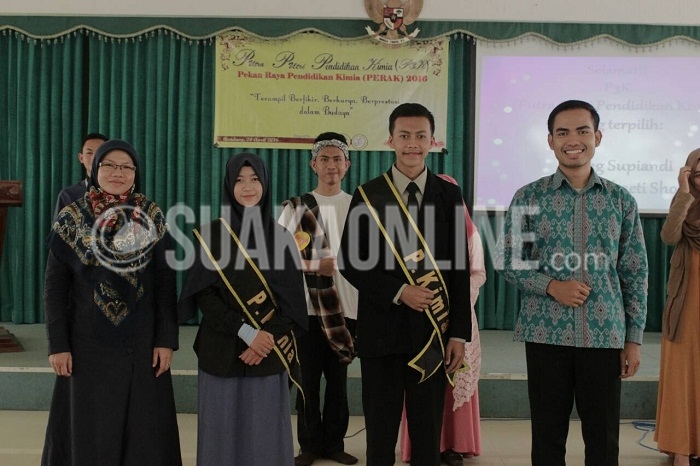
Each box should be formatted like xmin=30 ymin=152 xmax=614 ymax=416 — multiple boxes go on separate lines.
xmin=496 ymin=100 xmax=648 ymax=466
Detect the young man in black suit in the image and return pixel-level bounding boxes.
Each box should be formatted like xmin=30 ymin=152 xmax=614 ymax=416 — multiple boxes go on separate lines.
xmin=339 ymin=103 xmax=471 ymax=466
xmin=52 ymin=132 xmax=108 ymax=219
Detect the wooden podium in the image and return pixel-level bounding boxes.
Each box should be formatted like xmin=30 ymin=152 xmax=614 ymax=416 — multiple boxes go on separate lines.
xmin=0 ymin=180 xmax=24 ymax=352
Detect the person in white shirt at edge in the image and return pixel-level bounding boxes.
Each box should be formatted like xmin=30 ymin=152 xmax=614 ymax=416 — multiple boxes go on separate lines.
xmin=278 ymin=132 xmax=359 ymax=466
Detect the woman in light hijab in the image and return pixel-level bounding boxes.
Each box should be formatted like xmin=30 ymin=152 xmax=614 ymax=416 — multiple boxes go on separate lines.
xmin=178 ymin=152 xmax=307 ymax=466
xmin=42 ymin=139 xmax=181 ymax=466
xmin=655 ymin=149 xmax=700 ymax=466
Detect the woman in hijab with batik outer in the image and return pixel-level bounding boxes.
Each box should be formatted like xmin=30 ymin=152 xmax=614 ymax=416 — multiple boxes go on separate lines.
xmin=654 ymin=149 xmax=700 ymax=466
xmin=178 ymin=152 xmax=307 ymax=466
xmin=42 ymin=139 xmax=182 ymax=466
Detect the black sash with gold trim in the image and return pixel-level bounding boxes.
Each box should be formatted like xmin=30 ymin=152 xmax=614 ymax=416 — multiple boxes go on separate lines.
xmin=358 ymin=173 xmax=457 ymax=385
xmin=192 ymin=217 xmax=303 ymax=394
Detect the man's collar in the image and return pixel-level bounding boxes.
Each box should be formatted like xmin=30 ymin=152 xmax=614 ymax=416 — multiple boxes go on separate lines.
xmin=552 ymin=168 xmax=602 ymax=190
xmin=391 ymin=164 xmax=428 ymax=194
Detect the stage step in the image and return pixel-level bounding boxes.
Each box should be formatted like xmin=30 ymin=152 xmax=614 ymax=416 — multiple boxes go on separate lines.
xmin=0 ymin=324 xmax=661 ymax=419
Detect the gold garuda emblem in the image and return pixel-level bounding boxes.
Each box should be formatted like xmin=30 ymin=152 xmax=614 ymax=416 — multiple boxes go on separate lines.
xmin=365 ymin=0 xmax=423 ymax=45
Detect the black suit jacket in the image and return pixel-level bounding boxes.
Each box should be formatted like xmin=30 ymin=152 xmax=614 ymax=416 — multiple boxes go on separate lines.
xmin=339 ymin=169 xmax=471 ymax=359
xmin=53 ymin=180 xmax=88 ymax=220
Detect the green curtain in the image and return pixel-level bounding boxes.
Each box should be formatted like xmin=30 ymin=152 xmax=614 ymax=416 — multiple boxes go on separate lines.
xmin=0 ymin=27 xmax=673 ymax=332
xmin=3 ymin=17 xmax=700 ymax=44
xmin=0 ymin=33 xmax=83 ymax=323
xmin=81 ymin=31 xmax=472 ymax=296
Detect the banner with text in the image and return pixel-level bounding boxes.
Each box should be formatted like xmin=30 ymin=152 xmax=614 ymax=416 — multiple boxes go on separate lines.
xmin=214 ymin=32 xmax=449 ymax=151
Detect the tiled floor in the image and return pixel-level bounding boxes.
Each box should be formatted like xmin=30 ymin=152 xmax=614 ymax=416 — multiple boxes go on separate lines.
xmin=0 ymin=411 xmax=670 ymax=465
xmin=0 ymin=324 xmax=671 ymax=465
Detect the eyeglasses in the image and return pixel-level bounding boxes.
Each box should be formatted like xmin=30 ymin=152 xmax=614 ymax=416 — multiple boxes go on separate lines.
xmin=99 ymin=161 xmax=137 ymax=173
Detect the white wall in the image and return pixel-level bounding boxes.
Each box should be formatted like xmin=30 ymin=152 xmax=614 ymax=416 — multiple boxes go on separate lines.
xmin=1 ymin=0 xmax=700 ymax=26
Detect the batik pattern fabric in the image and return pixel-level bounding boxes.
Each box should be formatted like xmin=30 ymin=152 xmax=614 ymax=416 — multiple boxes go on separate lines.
xmin=49 ymin=190 xmax=167 ymax=341
xmin=495 ymin=169 xmax=648 ymax=348
xmin=452 ymin=230 xmax=486 ymax=407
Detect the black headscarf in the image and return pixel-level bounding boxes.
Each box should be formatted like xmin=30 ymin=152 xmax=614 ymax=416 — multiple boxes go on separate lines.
xmin=178 ymin=152 xmax=307 ymax=329
xmin=221 ymin=152 xmax=272 ymax=235
xmin=85 ymin=139 xmax=148 ymax=229
xmin=47 ymin=139 xmax=168 ymax=344
xmin=89 ymin=139 xmax=142 ymax=193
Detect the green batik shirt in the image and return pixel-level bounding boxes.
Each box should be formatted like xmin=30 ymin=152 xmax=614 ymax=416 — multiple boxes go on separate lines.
xmin=496 ymin=169 xmax=648 ymax=348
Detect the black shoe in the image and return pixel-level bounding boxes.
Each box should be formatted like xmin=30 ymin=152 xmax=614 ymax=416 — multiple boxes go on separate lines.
xmin=294 ymin=452 xmax=319 ymax=466
xmin=325 ymin=451 xmax=359 ymax=465
xmin=440 ymin=449 xmax=464 ymax=466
